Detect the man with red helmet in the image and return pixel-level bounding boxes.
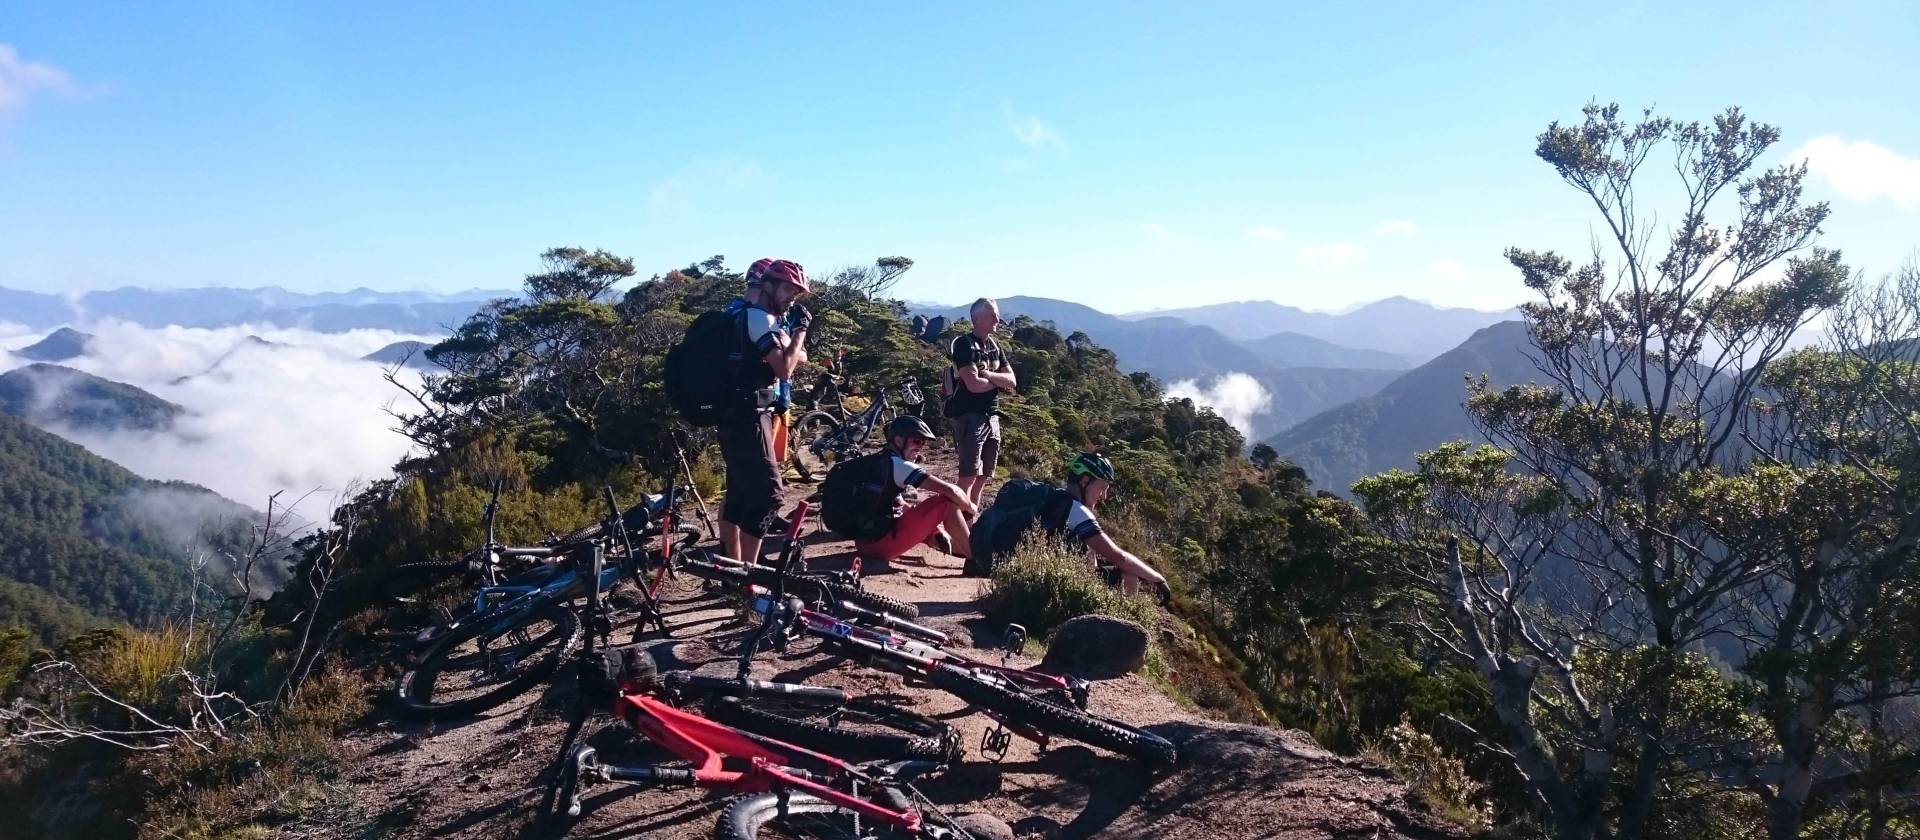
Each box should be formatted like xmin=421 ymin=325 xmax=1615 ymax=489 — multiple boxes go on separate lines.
xmin=717 ymin=257 xmax=812 ymax=564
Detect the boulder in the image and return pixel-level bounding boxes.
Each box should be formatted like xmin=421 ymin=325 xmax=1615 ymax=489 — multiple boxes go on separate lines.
xmin=950 ymin=813 xmax=1016 ymax=840
xmin=1040 ymin=615 xmax=1148 ymax=678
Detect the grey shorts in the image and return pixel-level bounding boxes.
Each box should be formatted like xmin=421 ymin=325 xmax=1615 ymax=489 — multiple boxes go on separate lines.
xmin=954 ymin=412 xmax=1001 ymax=478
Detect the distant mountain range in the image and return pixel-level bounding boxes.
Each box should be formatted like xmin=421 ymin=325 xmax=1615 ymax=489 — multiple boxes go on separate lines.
xmin=0 ymin=364 xmax=185 ymax=433
xmin=1265 ymin=320 xmax=1542 ymax=494
xmin=0 ymin=285 xmax=512 ymax=332
xmin=1126 ymin=296 xmax=1519 ymax=360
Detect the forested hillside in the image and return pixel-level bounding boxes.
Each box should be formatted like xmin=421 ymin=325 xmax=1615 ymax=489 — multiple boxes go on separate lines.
xmin=0 ymin=411 xmax=254 ymax=644
xmin=0 ymin=363 xmax=185 ymax=433
xmin=1265 ymin=320 xmax=1538 ymax=493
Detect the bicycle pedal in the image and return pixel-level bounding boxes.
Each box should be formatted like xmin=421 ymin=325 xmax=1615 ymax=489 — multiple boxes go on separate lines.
xmin=981 ymin=726 xmax=1012 ymax=762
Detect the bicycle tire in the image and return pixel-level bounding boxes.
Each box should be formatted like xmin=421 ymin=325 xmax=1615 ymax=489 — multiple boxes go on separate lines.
xmin=790 ymin=411 xmax=843 ymax=478
xmin=393 ymin=602 xmax=581 ymax=720
xmin=741 ymin=566 xmax=920 ymax=619
xmin=706 ymin=695 xmax=959 ymax=763
xmin=713 ymin=791 xmax=925 ymax=840
xmin=927 ymin=665 xmax=1177 ymax=766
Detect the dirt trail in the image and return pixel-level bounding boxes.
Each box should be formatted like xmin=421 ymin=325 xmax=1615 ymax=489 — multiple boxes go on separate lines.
xmin=313 ymin=446 xmax=1465 ymax=839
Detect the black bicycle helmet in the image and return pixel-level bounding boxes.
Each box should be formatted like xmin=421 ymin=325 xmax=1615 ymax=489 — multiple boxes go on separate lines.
xmin=886 ymin=415 xmax=937 ymax=442
xmin=1066 ymin=452 xmax=1117 ymax=483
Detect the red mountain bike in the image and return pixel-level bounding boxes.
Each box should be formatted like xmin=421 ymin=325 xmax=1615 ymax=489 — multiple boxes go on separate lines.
xmin=551 ymin=543 xmax=985 ymax=839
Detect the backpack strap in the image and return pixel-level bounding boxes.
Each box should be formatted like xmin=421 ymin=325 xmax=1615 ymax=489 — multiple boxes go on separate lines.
xmin=1039 ymin=488 xmax=1075 ymax=534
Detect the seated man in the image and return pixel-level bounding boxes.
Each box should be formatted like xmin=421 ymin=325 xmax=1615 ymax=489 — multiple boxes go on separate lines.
xmin=968 ymin=452 xmax=1168 ymax=596
xmin=819 ymin=416 xmax=977 ymax=564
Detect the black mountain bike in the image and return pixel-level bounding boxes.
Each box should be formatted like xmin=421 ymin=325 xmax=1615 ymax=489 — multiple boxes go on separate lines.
xmin=791 ymin=378 xmax=925 ymax=481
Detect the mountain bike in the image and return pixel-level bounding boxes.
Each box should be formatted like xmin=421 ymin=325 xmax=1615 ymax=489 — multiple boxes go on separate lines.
xmin=677 ymin=498 xmax=924 ymax=619
xmin=747 ymin=592 xmax=1177 ymax=766
xmin=548 ymin=538 xmax=981 ymax=839
xmin=369 ymin=474 xmax=703 ymax=647
xmin=793 ymin=356 xmax=850 ymax=419
xmin=790 ymin=378 xmax=925 ymax=481
xmin=388 ymin=486 xmax=697 ymax=721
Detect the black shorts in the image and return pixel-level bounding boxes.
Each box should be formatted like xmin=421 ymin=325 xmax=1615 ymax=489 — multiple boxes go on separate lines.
xmin=719 ymin=409 xmax=782 ymax=537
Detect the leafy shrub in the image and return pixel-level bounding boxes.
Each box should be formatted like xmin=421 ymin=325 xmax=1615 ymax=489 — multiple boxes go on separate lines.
xmin=1362 ymin=715 xmax=1494 ymax=832
xmin=978 ymin=534 xmax=1157 ymax=639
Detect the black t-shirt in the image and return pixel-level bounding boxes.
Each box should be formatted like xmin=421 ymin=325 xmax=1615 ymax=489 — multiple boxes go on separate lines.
xmin=948 ymin=333 xmax=1006 ymax=416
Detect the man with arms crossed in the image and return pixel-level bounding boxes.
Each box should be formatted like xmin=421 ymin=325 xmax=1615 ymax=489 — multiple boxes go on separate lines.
xmin=949 ymin=298 xmax=1016 ymax=508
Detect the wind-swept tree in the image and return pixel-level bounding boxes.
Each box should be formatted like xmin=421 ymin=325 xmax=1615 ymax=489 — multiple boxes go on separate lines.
xmin=1359 ymin=103 xmax=1852 ymax=839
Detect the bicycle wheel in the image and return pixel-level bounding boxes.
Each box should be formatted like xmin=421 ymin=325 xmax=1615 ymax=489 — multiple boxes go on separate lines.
xmin=393 ymin=602 xmax=581 ymax=720
xmin=927 ymin=666 xmax=1177 ymax=766
xmin=706 ymin=695 xmax=959 ymax=763
xmin=713 ymin=791 xmax=927 ymax=840
xmin=789 ymin=411 xmax=843 ymax=479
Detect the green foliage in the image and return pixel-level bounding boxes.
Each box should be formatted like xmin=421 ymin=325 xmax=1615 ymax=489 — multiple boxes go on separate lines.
xmin=0 ymin=625 xmax=30 ymax=698
xmin=0 ymin=411 xmax=257 ymax=644
xmin=0 ymin=364 xmax=184 ymax=433
xmin=979 ymin=534 xmax=1159 ymax=639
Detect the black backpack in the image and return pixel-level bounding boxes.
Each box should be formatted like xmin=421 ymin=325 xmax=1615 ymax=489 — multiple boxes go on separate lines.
xmin=664 ymin=308 xmax=748 ymax=426
xmin=963 ymin=479 xmax=1067 ymax=576
xmin=820 ymin=452 xmax=898 ymax=541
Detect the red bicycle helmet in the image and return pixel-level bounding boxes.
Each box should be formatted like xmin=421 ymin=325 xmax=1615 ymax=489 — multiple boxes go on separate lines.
xmin=745 ymin=258 xmax=809 ymax=293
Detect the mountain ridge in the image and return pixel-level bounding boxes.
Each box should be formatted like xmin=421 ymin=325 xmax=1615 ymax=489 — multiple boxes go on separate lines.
xmin=1126 ymin=296 xmax=1519 ymax=359
xmin=0 ymin=363 xmax=186 ymax=433
xmin=1266 ymin=320 xmax=1541 ymax=494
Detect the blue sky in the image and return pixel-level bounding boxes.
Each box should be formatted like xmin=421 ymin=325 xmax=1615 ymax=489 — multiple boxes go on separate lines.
xmin=1 ymin=2 xmax=1916 ymax=313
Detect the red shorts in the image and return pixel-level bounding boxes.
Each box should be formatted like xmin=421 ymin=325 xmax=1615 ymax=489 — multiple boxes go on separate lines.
xmin=854 ymin=496 xmax=955 ymax=560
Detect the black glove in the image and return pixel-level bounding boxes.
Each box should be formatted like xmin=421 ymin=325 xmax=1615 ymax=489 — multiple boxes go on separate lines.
xmin=785 ymin=303 xmax=812 ymax=333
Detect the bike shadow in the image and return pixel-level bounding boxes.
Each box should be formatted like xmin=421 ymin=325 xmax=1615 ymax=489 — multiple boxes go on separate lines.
xmin=923 ymin=745 xmax=1163 ymax=840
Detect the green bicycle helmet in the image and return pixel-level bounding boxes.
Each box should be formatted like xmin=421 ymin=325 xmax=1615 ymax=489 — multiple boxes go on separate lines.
xmin=1066 ymin=452 xmax=1117 ymax=483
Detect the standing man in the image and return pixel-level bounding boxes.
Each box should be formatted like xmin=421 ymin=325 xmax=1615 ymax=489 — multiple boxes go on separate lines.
xmin=718 ymin=258 xmax=811 ymax=565
xmin=948 ymin=298 xmax=1016 ymax=508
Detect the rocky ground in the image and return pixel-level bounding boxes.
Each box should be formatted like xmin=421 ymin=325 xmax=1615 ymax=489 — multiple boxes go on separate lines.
xmin=307 ymin=448 xmax=1467 ymax=839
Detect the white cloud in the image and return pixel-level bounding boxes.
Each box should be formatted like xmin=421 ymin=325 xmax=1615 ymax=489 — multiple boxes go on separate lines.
xmin=1789 ymin=135 xmax=1920 ymax=208
xmin=1429 ymin=259 xmax=1470 ymax=281
xmin=1376 ymin=219 xmax=1418 ymax=237
xmin=2 ymin=322 xmax=430 ymax=510
xmin=1295 ymin=242 xmax=1368 ymax=271
xmin=1166 ymin=372 xmax=1271 ymax=437
xmin=0 ymin=43 xmax=82 ymax=112
xmin=1002 ymin=100 xmax=1064 ymax=151
xmin=649 ymin=158 xmax=764 ymax=217
xmin=0 ymin=321 xmax=37 ymax=349
xmin=1245 ymin=225 xmax=1289 ymax=242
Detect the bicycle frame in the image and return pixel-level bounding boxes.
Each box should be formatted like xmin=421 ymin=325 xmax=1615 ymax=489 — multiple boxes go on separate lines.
xmin=742 ymin=594 xmax=1092 ymax=755
xmin=590 ymin=692 xmax=926 ymax=831
xmin=809 ymin=380 xmax=924 ymax=461
xmin=756 ymin=595 xmax=1085 ymax=708
xmin=558 ymin=515 xmax=932 ymax=833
